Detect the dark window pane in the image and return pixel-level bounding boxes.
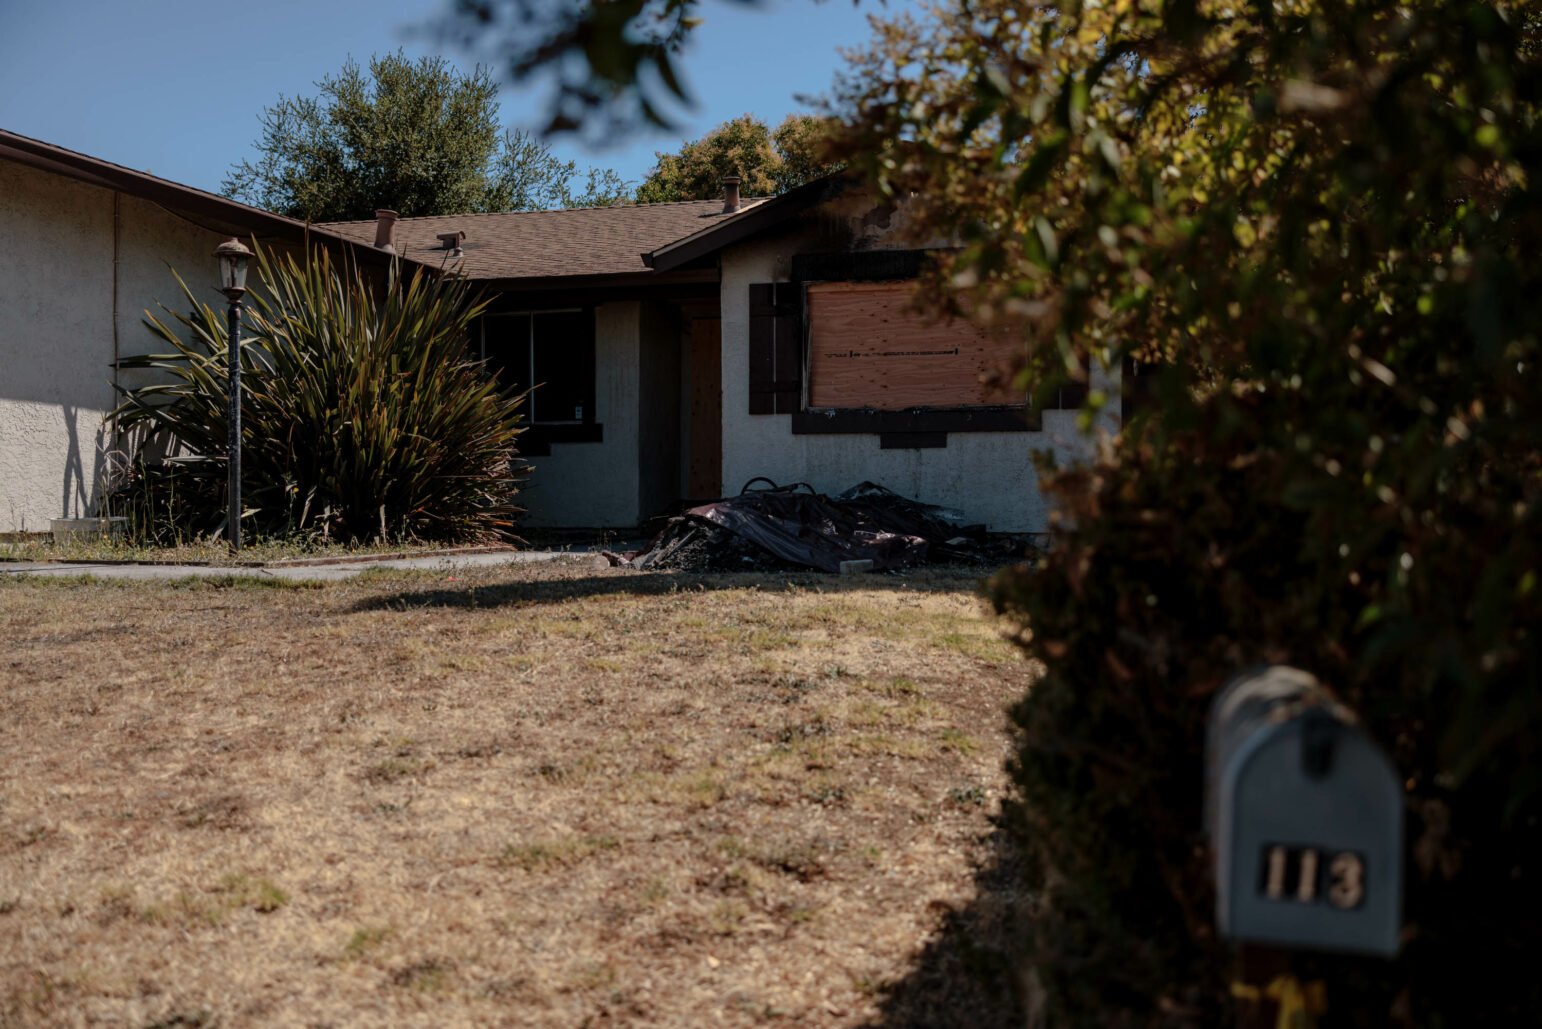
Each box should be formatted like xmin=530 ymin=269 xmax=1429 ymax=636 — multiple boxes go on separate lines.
xmin=532 ymin=311 xmax=589 ymax=423
xmin=484 ymin=314 xmax=531 ymax=399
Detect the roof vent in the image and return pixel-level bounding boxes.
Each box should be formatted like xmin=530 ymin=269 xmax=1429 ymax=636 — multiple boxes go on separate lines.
xmin=373 ymin=210 xmax=399 ymax=253
xmin=721 ymin=175 xmax=742 ymax=215
xmin=436 ymin=230 xmax=466 ymax=258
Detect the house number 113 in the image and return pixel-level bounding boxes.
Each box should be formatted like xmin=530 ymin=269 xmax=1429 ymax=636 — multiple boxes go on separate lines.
xmin=1260 ymin=845 xmax=1366 ymax=909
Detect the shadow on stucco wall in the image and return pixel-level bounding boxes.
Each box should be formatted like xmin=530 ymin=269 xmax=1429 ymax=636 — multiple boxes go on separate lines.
xmin=57 ymin=404 xmax=107 ymax=519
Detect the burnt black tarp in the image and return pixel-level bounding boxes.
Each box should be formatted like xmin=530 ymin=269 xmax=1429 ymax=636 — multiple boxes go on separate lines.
xmin=685 ymin=483 xmax=927 ymax=573
xmin=610 ymin=479 xmax=1028 ymax=573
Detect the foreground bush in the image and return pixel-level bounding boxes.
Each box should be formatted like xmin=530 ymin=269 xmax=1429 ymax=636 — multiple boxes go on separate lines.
xmin=991 ymin=385 xmax=1539 ymax=1023
xmin=833 ymin=0 xmax=1540 ymax=1022
xmin=114 ymin=245 xmax=525 ymax=543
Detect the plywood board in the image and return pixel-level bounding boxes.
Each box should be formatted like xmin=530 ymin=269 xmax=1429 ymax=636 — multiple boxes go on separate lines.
xmin=806 ymin=282 xmax=1024 ymax=410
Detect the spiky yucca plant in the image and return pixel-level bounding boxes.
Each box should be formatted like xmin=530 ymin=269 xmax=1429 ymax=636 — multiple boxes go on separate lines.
xmin=114 ymin=244 xmax=526 ymax=543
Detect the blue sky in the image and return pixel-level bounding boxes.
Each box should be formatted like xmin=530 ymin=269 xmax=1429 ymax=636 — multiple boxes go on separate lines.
xmin=0 ymin=0 xmax=904 ymax=200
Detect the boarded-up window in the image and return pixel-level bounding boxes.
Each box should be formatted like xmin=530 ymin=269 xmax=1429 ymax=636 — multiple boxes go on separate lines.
xmin=805 ymin=282 xmax=1023 ymax=410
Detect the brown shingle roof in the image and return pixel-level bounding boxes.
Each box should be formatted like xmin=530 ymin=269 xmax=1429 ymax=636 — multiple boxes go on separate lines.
xmin=320 ymin=200 xmax=768 ymax=282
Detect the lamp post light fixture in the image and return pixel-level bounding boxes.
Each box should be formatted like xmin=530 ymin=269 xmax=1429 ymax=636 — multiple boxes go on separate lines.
xmin=215 ymin=238 xmax=253 ymax=553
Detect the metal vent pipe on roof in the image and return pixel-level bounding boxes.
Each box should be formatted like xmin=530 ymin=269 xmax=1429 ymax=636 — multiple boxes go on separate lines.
xmin=373 ymin=209 xmax=399 ymax=253
xmin=721 ymin=175 xmax=742 ymax=215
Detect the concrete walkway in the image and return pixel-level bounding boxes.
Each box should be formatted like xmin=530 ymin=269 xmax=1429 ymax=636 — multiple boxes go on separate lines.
xmin=0 ymin=550 xmax=597 ymax=582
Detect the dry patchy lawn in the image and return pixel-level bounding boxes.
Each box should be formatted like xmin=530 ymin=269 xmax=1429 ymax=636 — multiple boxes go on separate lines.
xmin=0 ymin=561 xmax=1035 ymax=1027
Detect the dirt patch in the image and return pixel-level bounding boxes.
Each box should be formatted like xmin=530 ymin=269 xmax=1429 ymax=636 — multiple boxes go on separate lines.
xmin=0 ymin=560 xmax=1035 ymax=1026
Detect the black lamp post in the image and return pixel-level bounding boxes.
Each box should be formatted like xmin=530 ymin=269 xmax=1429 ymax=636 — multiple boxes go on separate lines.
xmin=215 ymin=239 xmax=252 ymax=553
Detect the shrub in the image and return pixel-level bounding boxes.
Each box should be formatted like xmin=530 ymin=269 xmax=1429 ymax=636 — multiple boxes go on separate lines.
xmin=114 ymin=245 xmax=526 ymax=544
xmin=832 ymin=0 xmax=1540 ymax=1022
xmin=991 ymin=378 xmax=1539 ymax=1023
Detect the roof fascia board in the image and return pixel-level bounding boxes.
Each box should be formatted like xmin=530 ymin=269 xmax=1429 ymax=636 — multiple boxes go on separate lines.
xmin=483 ymin=283 xmax=720 ymax=312
xmin=0 ymin=129 xmax=413 ymax=268
xmin=476 ymin=268 xmax=720 ymax=292
xmin=643 ymin=173 xmax=855 ymax=273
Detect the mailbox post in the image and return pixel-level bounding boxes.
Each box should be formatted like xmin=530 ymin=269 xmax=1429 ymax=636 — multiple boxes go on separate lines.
xmin=1206 ymin=666 xmax=1404 ymax=1022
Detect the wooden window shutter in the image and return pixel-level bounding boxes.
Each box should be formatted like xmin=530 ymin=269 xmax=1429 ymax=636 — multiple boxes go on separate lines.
xmin=748 ymin=283 xmax=775 ymax=414
xmin=748 ymin=282 xmax=803 ymax=415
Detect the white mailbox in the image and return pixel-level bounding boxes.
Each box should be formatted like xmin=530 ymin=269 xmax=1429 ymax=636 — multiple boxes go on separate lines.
xmin=1206 ymin=666 xmax=1403 ymax=956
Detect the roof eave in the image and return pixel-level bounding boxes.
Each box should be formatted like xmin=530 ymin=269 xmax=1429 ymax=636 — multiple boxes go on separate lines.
xmin=644 ymin=173 xmax=857 ymax=273
xmin=0 ymin=128 xmax=417 ymax=268
xmin=475 ymin=267 xmax=720 ymax=291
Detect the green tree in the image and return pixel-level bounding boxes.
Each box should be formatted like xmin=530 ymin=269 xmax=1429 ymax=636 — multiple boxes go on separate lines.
xmin=494 ymin=129 xmax=631 ymax=210
xmin=770 ymin=112 xmax=839 ymax=192
xmin=222 ymin=51 xmax=627 ymax=221
xmin=635 ymin=113 xmax=841 ymax=203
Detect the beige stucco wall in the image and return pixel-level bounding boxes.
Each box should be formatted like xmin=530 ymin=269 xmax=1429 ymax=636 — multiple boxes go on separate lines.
xmin=717 ymin=205 xmax=1120 ymax=534
xmin=0 ymin=160 xmax=234 ymax=533
xmin=518 ymin=301 xmax=642 ymax=528
xmin=0 ymin=151 xmax=640 ymax=534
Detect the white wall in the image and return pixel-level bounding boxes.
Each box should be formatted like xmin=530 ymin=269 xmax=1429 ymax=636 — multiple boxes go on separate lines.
xmin=0 ymin=161 xmax=229 ymax=533
xmin=518 ymin=301 xmax=642 ymax=528
xmin=717 ymin=220 xmax=1119 ymax=534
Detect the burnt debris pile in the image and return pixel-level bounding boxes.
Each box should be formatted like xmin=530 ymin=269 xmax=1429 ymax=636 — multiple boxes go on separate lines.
xmin=606 ymin=479 xmax=1032 ymax=574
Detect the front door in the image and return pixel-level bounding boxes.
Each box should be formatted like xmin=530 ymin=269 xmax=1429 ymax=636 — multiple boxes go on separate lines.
xmin=687 ymin=316 xmax=722 ymax=500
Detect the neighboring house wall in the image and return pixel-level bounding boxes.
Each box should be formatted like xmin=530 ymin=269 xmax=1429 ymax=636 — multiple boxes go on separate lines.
xmin=716 ymin=197 xmax=1119 ymax=534
xmin=519 ymin=302 xmax=642 ymax=528
xmin=0 ymin=160 xmax=228 ymax=533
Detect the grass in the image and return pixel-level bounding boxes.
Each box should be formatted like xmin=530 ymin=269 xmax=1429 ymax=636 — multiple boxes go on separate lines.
xmin=494 ymin=834 xmax=621 ymax=872
xmin=3 ymin=572 xmax=326 ymax=592
xmin=0 ymin=560 xmax=1033 ymax=1026
xmin=0 ymin=534 xmax=510 ymax=567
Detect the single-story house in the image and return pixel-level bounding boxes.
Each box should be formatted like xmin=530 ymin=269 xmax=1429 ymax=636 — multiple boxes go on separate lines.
xmin=321 ymin=177 xmax=1120 ymax=531
xmin=0 ymin=128 xmax=405 ymax=535
xmin=1 ymin=127 xmax=1118 ymax=536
